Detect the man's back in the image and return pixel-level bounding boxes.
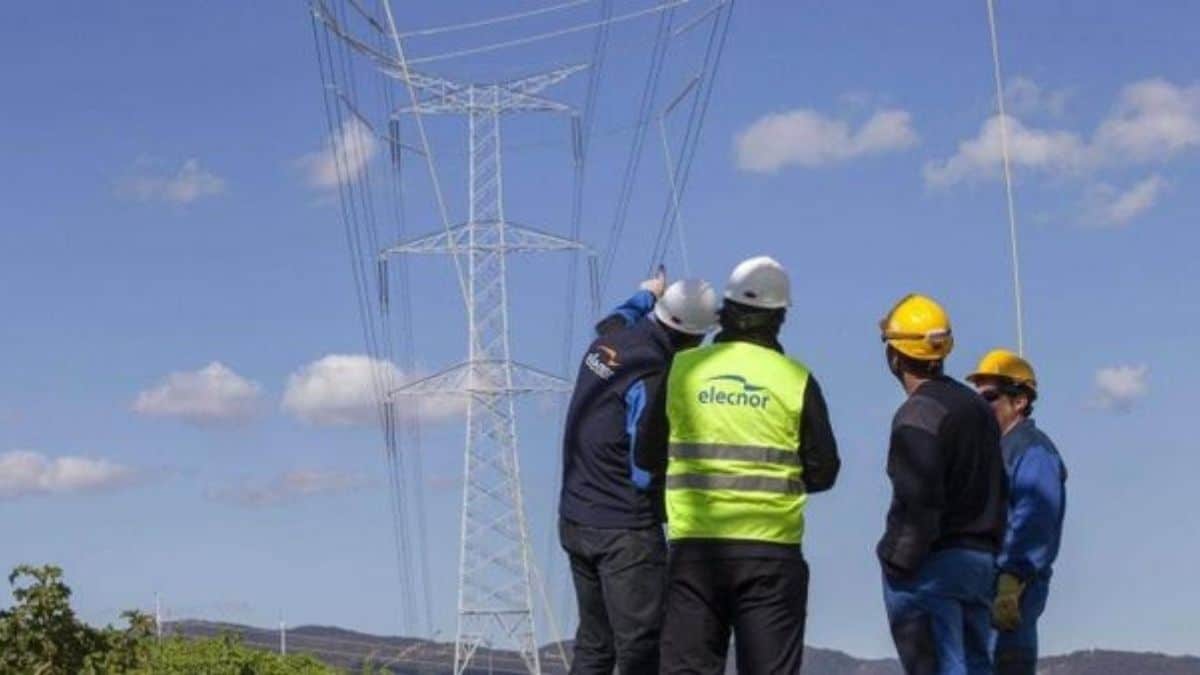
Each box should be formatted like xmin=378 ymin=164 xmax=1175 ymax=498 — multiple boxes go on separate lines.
xmin=560 ymin=316 xmax=671 ymax=529
xmin=879 ymin=376 xmax=1008 ymax=576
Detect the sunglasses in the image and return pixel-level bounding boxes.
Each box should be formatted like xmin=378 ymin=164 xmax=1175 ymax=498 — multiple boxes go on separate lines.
xmin=979 ymin=386 xmax=1024 ymax=403
xmin=979 ymin=389 xmax=1004 ymax=403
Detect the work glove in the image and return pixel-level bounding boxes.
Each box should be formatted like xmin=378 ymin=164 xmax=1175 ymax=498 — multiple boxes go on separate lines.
xmin=991 ymin=572 xmax=1025 ymax=632
xmin=639 ymin=266 xmax=667 ymax=298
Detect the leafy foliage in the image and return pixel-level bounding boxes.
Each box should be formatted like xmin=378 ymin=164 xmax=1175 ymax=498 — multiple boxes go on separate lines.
xmin=0 ymin=564 xmax=341 ymax=674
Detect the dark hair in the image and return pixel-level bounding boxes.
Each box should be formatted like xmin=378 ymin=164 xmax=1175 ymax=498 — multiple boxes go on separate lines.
xmin=664 ymin=325 xmax=704 ymax=351
xmin=889 ymin=346 xmax=944 ymax=378
xmin=1011 ymin=385 xmax=1037 ymax=417
xmin=719 ymin=300 xmax=785 ymax=336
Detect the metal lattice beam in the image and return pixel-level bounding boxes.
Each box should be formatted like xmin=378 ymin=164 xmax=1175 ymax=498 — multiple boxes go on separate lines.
xmin=381 ymin=66 xmax=584 ymax=675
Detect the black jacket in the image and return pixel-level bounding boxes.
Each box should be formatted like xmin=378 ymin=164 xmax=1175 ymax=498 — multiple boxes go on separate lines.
xmin=877 ymin=376 xmax=1009 ymax=577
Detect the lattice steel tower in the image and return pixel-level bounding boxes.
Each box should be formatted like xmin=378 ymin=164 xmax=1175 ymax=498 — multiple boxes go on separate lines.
xmin=382 ymin=65 xmax=586 ymax=675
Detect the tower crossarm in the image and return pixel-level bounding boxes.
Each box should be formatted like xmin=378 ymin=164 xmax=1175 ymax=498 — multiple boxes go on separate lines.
xmin=382 ymin=222 xmax=587 ymax=256
xmin=382 ymin=65 xmax=474 ymax=113
xmin=495 ymin=64 xmax=589 ymax=113
xmin=389 ymin=64 xmax=587 ymax=116
xmin=388 ymin=360 xmax=572 ymax=398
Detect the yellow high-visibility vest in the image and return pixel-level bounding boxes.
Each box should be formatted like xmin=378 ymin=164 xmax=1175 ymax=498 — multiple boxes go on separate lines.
xmin=665 ymin=341 xmax=810 ymax=544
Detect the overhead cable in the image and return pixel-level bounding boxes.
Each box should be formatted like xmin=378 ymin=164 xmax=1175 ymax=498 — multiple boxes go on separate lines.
xmin=985 ymin=0 xmax=1026 ymax=356
xmin=311 ymin=5 xmax=417 ymax=633
xmin=544 ymin=0 xmax=615 ymax=641
xmin=379 ymin=0 xmax=470 ymax=306
xmin=598 ymin=4 xmax=678 ymax=296
xmin=399 ymin=0 xmax=596 ymax=39
xmin=648 ymin=0 xmax=732 ymax=274
xmin=408 ymin=0 xmax=691 ymax=66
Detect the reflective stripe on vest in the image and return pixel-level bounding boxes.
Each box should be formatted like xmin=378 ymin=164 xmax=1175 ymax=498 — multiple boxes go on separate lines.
xmin=670 ymin=442 xmax=800 ymax=466
xmin=665 ymin=341 xmax=811 ymax=545
xmin=666 ymin=473 xmax=806 ymax=494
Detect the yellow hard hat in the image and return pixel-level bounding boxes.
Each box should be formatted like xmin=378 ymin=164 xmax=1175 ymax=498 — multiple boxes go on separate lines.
xmin=967 ymin=349 xmax=1037 ymax=392
xmin=879 ymin=293 xmax=954 ymax=361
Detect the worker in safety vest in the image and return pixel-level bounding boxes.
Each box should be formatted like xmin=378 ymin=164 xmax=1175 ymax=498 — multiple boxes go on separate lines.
xmin=966 ymin=350 xmax=1067 ymax=675
xmin=559 ymin=270 xmax=720 ymax=675
xmin=656 ymin=256 xmax=841 ymax=675
xmin=877 ymin=294 xmax=1008 ymax=675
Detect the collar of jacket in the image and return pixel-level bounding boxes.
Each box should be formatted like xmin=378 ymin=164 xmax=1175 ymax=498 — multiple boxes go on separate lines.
xmin=1005 ymin=415 xmax=1036 ymax=438
xmin=641 ymin=315 xmax=678 ymax=353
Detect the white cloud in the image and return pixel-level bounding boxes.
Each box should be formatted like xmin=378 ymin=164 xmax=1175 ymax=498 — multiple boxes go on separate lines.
xmin=923 ymin=114 xmax=1088 ymax=186
xmin=208 ymin=469 xmax=373 ymax=508
xmin=133 ymin=362 xmax=263 ymax=426
xmin=1092 ymin=364 xmax=1149 ymax=411
xmin=116 ymin=158 xmax=226 ymax=204
xmin=282 ymin=354 xmax=463 ymax=427
xmin=926 ymin=78 xmax=1200 ymax=187
xmin=735 ymin=108 xmax=918 ymax=172
xmin=1084 ymin=175 xmax=1168 ymax=226
xmin=1093 ymin=79 xmax=1200 ymax=161
xmin=296 ymin=118 xmax=379 ymax=189
xmin=0 ymin=451 xmax=136 ymax=499
xmin=1005 ymin=76 xmax=1070 ymax=117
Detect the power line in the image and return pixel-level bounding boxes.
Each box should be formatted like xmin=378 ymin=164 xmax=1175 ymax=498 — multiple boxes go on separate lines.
xmin=647 ymin=72 xmax=702 ymax=273
xmin=648 ymin=0 xmax=733 ymax=274
xmin=656 ymin=113 xmax=692 ymax=275
xmin=370 ymin=0 xmax=435 ymax=635
xmin=598 ymin=3 xmax=678 ymax=296
xmin=334 ymin=0 xmax=421 ymax=635
xmin=312 ymin=1 xmax=418 ymax=634
xmin=409 ymin=0 xmax=691 ymax=65
xmin=985 ymin=0 xmax=1026 ymax=356
xmin=399 ymin=0 xmax=596 ymax=39
xmin=377 ymin=0 xmax=470 ymax=305
xmin=544 ymin=0 xmax=613 ymax=638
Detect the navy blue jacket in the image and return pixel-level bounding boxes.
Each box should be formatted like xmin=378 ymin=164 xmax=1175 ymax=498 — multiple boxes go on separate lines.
xmin=559 ymin=291 xmax=670 ymax=529
xmin=998 ymin=418 xmax=1067 ymax=581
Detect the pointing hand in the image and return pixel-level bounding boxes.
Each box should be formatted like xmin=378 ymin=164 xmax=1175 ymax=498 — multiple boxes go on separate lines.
xmin=640 ymin=266 xmax=667 ymax=299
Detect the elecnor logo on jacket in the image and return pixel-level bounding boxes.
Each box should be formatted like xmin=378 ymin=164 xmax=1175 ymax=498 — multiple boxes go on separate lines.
xmin=585 ymin=345 xmax=620 ymax=380
xmin=698 ymin=374 xmax=770 ymax=409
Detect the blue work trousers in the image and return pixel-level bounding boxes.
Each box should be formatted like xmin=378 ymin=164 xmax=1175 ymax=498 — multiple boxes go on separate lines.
xmin=991 ymin=576 xmax=1050 ymax=675
xmin=883 ymin=549 xmax=997 ymax=675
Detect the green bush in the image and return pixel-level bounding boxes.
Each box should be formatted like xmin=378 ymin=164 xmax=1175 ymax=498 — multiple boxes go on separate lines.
xmin=0 ymin=564 xmax=346 ymax=675
xmin=132 ymin=634 xmax=334 ymax=674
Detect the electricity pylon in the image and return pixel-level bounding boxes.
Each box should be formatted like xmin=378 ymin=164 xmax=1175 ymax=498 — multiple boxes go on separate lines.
xmin=381 ymin=65 xmax=586 ymax=675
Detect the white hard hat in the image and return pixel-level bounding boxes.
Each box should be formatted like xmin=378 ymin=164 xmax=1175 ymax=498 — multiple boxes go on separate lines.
xmin=724 ymin=256 xmax=790 ymax=309
xmin=654 ymin=279 xmax=719 ymax=336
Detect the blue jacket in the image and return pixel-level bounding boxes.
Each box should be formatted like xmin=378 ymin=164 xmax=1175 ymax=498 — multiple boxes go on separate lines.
xmin=998 ymin=418 xmax=1067 ymax=581
xmin=605 ymin=290 xmax=657 ymax=331
xmin=559 ymin=291 xmax=669 ymax=528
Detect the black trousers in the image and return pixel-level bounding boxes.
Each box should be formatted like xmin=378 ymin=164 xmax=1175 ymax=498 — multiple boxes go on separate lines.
xmin=559 ymin=518 xmax=667 ymax=675
xmin=660 ymin=554 xmax=810 ymax=675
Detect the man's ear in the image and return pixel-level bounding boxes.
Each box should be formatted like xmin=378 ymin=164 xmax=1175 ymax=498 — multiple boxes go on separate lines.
xmin=886 ymin=347 xmax=902 ymax=376
xmin=1014 ymin=393 xmax=1031 ymax=416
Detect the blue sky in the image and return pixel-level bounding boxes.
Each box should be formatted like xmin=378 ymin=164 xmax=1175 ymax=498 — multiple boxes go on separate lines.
xmin=2 ymin=0 xmax=1198 ymax=660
